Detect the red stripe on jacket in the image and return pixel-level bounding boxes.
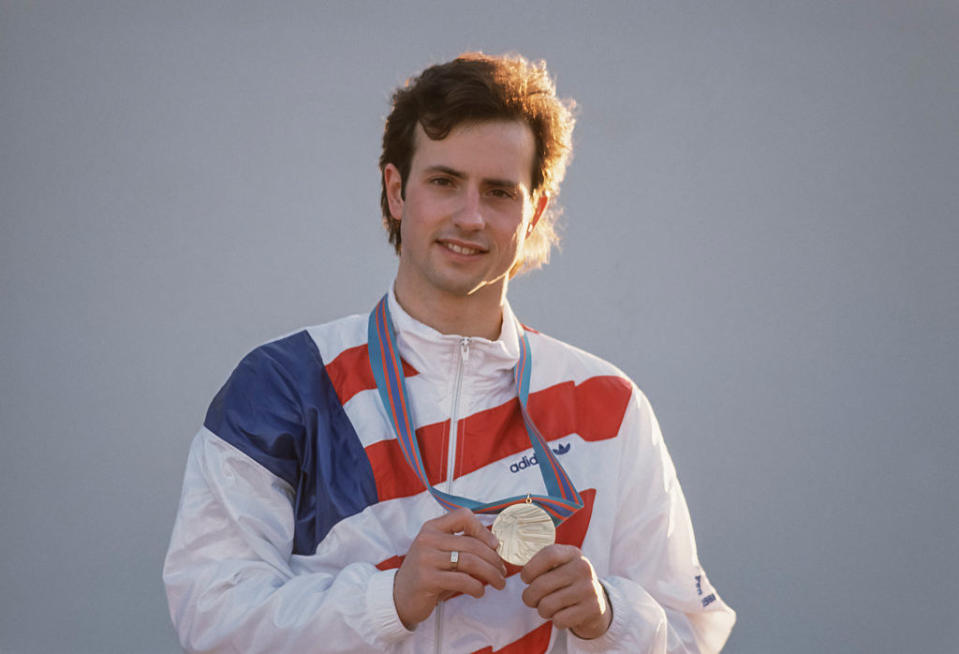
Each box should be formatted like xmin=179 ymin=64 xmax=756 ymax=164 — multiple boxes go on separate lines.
xmin=325 ymin=344 xmax=418 ymax=406
xmin=471 ymin=621 xmax=552 ymax=654
xmin=366 ymin=376 xmax=631 ymax=503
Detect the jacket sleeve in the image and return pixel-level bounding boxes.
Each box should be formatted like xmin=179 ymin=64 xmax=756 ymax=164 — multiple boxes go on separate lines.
xmin=162 ymin=343 xmax=412 ymax=653
xmin=566 ymin=387 xmax=736 ymax=654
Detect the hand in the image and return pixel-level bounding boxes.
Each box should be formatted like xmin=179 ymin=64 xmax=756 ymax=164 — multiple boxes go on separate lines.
xmin=520 ymin=544 xmax=612 ymax=640
xmin=393 ymin=508 xmax=508 ymax=629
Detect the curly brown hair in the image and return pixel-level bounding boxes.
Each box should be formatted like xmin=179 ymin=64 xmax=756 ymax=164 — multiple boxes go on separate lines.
xmin=379 ymin=52 xmax=576 ymax=275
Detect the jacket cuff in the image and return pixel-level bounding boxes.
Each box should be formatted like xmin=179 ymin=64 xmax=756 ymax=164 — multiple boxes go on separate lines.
xmin=567 ymin=579 xmax=625 ymax=651
xmin=567 ymin=577 xmax=665 ymax=652
xmin=366 ymin=568 xmax=414 ymax=643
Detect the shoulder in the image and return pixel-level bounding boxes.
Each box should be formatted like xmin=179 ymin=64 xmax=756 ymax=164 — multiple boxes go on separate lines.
xmin=525 ymin=327 xmax=633 ymax=388
xmin=303 ymin=313 xmax=369 ymax=363
xmin=230 ymin=312 xmax=369 ymax=390
xmin=524 ymin=327 xmax=644 ymax=430
xmin=522 ymin=327 xmax=656 ymax=452
xmin=206 ymin=313 xmax=369 ymax=423
xmin=202 ymin=313 xmax=369 ymax=483
xmin=210 ymin=310 xmax=374 ymax=411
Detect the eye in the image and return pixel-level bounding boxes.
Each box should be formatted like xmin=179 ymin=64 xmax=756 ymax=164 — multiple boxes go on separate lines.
xmin=489 ymin=188 xmax=516 ymax=200
xmin=429 ymin=177 xmax=454 ymax=187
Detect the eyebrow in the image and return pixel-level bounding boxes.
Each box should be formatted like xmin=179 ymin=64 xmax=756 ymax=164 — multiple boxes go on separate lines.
xmin=423 ymin=165 xmax=521 ymax=190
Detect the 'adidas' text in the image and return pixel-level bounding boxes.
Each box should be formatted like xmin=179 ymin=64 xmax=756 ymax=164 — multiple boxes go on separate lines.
xmin=508 ymin=442 xmax=570 ymax=473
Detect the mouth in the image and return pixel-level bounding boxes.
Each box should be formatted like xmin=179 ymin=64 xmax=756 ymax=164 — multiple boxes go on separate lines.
xmin=438 ymin=239 xmax=486 ymax=256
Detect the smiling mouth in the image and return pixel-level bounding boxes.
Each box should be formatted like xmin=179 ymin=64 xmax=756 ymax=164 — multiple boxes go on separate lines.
xmin=440 ymin=241 xmax=485 ymax=256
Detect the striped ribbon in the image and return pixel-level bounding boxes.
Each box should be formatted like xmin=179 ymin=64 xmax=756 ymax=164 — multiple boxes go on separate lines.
xmin=368 ymin=295 xmax=583 ymax=525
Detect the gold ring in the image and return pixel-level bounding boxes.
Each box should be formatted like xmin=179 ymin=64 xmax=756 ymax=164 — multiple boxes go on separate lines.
xmin=449 ymin=550 xmax=459 ymax=570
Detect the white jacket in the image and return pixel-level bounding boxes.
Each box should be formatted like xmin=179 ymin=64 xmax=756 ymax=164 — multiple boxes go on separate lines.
xmin=163 ymin=290 xmax=735 ymax=653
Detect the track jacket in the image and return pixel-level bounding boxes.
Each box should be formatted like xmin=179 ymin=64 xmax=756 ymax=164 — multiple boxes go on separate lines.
xmin=163 ymin=289 xmax=736 ymax=653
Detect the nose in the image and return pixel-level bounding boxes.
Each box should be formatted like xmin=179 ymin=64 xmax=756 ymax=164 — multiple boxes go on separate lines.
xmin=452 ymin=186 xmax=485 ymax=231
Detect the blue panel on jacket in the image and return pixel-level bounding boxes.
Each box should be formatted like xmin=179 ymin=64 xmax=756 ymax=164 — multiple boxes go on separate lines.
xmin=204 ymin=330 xmax=378 ymax=555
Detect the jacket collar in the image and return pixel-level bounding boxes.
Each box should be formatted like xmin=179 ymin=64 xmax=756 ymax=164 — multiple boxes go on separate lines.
xmin=386 ymin=284 xmax=521 ymax=383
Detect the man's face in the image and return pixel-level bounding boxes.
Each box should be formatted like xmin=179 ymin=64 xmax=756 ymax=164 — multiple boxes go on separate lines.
xmin=385 ymin=120 xmax=547 ymax=307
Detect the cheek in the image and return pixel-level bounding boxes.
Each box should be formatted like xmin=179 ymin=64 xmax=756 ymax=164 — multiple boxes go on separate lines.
xmin=404 ymin=194 xmax=444 ymax=227
xmin=399 ymin=216 xmax=423 ymax=247
xmin=489 ymin=209 xmax=527 ymax=239
xmin=502 ymin=222 xmax=527 ymax=250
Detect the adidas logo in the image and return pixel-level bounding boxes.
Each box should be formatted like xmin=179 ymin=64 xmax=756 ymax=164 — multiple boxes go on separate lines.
xmin=508 ymin=443 xmax=571 ymax=473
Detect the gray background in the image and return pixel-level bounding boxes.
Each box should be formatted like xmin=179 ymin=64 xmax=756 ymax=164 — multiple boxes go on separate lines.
xmin=2 ymin=1 xmax=957 ymax=652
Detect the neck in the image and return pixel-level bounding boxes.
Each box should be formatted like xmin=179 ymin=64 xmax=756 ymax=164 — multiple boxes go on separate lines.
xmin=393 ymin=280 xmax=506 ymax=341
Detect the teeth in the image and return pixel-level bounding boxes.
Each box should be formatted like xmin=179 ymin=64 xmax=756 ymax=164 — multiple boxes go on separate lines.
xmin=444 ymin=242 xmax=480 ymax=255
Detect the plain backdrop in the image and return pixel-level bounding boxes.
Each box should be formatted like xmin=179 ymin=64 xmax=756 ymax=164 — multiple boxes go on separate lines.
xmin=2 ymin=2 xmax=957 ymax=653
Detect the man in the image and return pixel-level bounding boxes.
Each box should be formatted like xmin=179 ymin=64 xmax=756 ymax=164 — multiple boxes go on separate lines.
xmin=164 ymin=52 xmax=735 ymax=653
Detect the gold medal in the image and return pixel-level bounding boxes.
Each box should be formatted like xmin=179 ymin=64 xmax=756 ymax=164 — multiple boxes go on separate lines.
xmin=491 ymin=500 xmax=556 ymax=566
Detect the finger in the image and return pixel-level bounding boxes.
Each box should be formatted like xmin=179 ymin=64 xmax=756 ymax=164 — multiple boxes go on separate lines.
xmin=521 ymin=564 xmax=573 ymax=608
xmin=521 ymin=544 xmax=578 ymax=584
xmin=427 ymin=508 xmax=496 ymax=547
xmin=432 ymin=570 xmax=487 ymax=599
xmin=551 ymin=603 xmax=596 ymax=633
xmin=434 ymin=548 xmax=507 ymax=590
xmin=531 ymin=581 xmax=588 ymax=621
xmin=433 ymin=533 xmax=507 ymax=576
xmin=459 ymin=513 xmax=499 ymax=550
xmin=432 ymin=539 xmax=507 ymax=585
xmin=437 ymin=589 xmax=458 ymax=602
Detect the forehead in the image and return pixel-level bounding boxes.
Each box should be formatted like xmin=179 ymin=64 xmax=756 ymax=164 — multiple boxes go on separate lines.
xmin=410 ymin=120 xmax=536 ymax=187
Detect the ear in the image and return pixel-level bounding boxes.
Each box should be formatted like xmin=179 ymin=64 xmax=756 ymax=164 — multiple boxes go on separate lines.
xmin=383 ymin=163 xmax=405 ymax=221
xmin=526 ymin=193 xmax=549 ymax=237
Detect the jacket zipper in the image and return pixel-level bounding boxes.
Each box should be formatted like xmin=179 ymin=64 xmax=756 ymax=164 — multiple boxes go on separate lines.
xmin=435 ymin=337 xmax=471 ymax=654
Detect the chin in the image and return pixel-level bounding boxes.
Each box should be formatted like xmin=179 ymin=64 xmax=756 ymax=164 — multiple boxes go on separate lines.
xmin=436 ymin=280 xmax=485 ymax=298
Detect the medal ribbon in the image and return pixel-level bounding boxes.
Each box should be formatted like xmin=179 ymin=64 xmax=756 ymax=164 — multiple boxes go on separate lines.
xmin=368 ymin=295 xmax=583 ymax=525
